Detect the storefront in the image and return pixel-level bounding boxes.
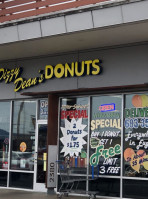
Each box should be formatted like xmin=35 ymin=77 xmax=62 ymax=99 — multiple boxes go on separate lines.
xmin=0 ymin=99 xmax=48 ymax=191
xmin=58 ymin=93 xmax=148 ymax=198
xmin=0 ymin=41 xmax=148 ymax=198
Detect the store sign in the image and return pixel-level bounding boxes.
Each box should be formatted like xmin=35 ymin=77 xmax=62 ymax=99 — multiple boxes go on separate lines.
xmin=47 ymin=145 xmax=57 ymax=188
xmin=40 ymin=100 xmax=48 ymax=119
xmin=124 ymin=94 xmax=148 ymax=174
xmin=90 ymin=143 xmax=121 ymax=167
xmin=90 ymin=96 xmax=121 ymax=176
xmin=124 ymin=148 xmax=148 ymax=173
xmin=61 ymin=110 xmax=88 ymax=119
xmin=60 ymin=118 xmax=87 ymax=156
xmin=91 ymin=119 xmax=121 ymax=130
xmin=0 ymin=59 xmax=102 ymax=92
xmin=99 ymin=103 xmax=115 ymax=112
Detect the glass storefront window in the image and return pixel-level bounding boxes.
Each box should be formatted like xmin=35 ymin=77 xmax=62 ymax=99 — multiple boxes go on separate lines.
xmin=124 ymin=94 xmax=148 ymax=177
xmin=58 ymin=95 xmax=122 ymax=195
xmin=10 ymin=101 xmax=36 ymax=171
xmin=90 ymin=95 xmax=122 ymax=176
xmin=2 ymin=92 xmax=148 ymax=194
xmin=59 ymin=97 xmax=89 ymax=175
xmin=0 ymin=102 xmax=10 ymax=170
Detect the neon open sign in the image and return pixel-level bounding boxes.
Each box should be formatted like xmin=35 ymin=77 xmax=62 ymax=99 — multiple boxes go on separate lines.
xmin=99 ymin=103 xmax=115 ymax=112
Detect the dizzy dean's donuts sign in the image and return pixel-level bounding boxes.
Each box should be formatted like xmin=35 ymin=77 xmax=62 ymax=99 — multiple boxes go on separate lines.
xmin=0 ymin=59 xmax=102 ymax=92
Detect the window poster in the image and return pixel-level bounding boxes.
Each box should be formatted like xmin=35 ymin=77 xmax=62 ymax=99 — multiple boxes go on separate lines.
xmin=124 ymin=94 xmax=148 ymax=177
xmin=39 ymin=99 xmax=48 ymax=120
xmin=59 ymin=97 xmax=88 ymax=171
xmin=90 ymin=96 xmax=122 ymax=176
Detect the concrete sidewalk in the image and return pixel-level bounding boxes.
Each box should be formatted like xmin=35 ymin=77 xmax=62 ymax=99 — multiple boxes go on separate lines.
xmin=0 ymin=189 xmax=88 ymax=199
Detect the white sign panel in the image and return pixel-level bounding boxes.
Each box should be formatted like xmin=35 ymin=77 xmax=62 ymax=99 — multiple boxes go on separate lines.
xmin=47 ymin=145 xmax=57 ymax=188
xmin=60 ymin=118 xmax=87 ymax=156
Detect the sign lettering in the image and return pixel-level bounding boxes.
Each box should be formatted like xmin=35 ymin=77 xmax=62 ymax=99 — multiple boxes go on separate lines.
xmin=0 ymin=59 xmax=102 ymax=92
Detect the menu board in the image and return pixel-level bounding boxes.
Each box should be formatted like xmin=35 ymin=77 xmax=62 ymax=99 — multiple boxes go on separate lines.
xmin=124 ymin=94 xmax=148 ymax=177
xmin=90 ymin=96 xmax=122 ymax=176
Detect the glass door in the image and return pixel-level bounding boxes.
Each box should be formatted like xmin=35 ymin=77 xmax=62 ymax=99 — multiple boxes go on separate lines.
xmin=34 ymin=123 xmax=47 ymax=192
